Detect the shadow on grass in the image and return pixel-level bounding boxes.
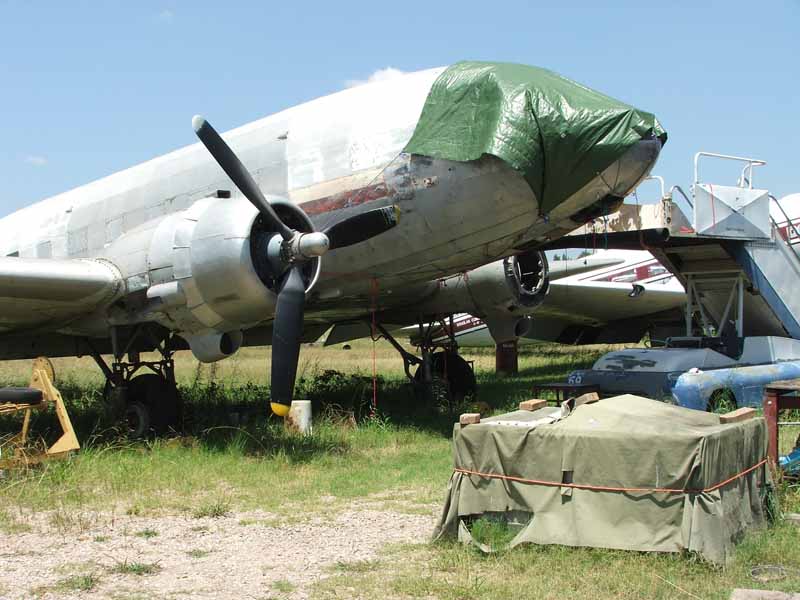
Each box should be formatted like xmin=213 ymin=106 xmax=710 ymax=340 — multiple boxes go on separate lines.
xmin=196 ymin=421 xmax=352 ymax=463
xmin=0 ymin=344 xmax=606 ymax=458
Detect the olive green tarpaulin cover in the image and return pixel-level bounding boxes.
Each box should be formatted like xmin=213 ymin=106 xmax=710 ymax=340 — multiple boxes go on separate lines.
xmin=404 ymin=61 xmax=667 ymax=215
xmin=434 ymin=395 xmax=770 ymax=564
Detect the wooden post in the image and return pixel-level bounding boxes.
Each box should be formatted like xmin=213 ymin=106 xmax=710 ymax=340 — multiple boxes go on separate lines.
xmin=763 ymin=389 xmax=779 ymax=467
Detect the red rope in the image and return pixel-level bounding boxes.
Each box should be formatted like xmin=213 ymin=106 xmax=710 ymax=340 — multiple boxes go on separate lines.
xmin=454 ymin=458 xmax=767 ymax=495
xmin=369 ymin=278 xmax=379 ymax=416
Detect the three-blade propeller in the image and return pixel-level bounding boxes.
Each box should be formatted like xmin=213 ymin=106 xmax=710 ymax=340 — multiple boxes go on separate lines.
xmin=192 ymin=116 xmax=397 ymax=416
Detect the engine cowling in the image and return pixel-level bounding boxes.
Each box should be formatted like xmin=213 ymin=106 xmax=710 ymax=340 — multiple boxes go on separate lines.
xmin=143 ymin=195 xmax=319 ymax=361
xmin=418 ymin=251 xmax=549 ymax=342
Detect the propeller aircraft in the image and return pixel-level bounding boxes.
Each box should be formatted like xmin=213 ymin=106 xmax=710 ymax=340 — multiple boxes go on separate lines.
xmin=0 ymin=61 xmax=665 ymax=428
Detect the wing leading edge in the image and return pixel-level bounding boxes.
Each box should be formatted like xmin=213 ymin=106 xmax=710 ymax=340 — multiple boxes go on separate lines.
xmin=0 ymin=257 xmax=124 ymax=333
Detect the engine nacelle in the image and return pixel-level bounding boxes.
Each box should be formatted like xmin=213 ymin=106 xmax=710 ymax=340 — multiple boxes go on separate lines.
xmin=144 ymin=195 xmax=319 ymax=342
xmin=419 ymin=251 xmax=549 ymax=318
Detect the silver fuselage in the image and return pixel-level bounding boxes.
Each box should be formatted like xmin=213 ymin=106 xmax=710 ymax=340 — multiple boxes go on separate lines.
xmin=0 ymin=67 xmax=656 ymax=354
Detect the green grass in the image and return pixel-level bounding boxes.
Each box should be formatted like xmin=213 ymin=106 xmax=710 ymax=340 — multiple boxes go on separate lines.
xmin=314 ymin=529 xmax=800 ymax=600
xmin=272 ymin=579 xmax=296 ymax=593
xmin=469 ymin=516 xmax=519 ymax=550
xmin=134 ymin=528 xmax=158 ymax=538
xmin=1 ymin=341 xmax=799 ymax=599
xmin=186 ymin=548 xmax=212 ymax=559
xmin=57 ymin=573 xmax=100 ymax=592
xmin=192 ymin=498 xmax=231 ymax=519
xmin=109 ymin=560 xmax=161 ymax=576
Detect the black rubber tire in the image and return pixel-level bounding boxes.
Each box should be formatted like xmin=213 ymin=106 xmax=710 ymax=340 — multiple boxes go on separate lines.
xmin=125 ymin=401 xmax=151 ymax=438
xmin=127 ymin=374 xmax=180 ymax=434
xmin=102 ymin=381 xmax=126 ymax=421
xmin=414 ymin=352 xmax=477 ymax=413
xmin=0 ymin=387 xmax=43 ymax=405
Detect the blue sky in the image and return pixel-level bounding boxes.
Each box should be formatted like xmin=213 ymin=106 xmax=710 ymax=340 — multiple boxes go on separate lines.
xmin=1 ymin=1 xmax=798 ymax=218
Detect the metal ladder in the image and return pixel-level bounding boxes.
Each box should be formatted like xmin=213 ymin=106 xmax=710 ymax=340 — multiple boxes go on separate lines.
xmin=660 ymin=152 xmax=800 ymax=339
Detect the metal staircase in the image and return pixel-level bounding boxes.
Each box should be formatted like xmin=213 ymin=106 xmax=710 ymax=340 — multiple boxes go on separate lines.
xmin=543 ymin=152 xmax=800 ymax=341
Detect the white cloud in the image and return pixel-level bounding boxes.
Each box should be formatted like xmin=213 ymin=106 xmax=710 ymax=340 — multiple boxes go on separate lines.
xmin=345 ymin=67 xmax=407 ymax=88
xmin=156 ymin=9 xmax=174 ymax=23
xmin=24 ymin=155 xmax=47 ymax=167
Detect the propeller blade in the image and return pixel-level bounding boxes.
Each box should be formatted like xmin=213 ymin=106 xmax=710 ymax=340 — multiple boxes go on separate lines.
xmin=324 ymin=206 xmax=399 ymax=250
xmin=193 ymin=115 xmax=293 ymax=241
xmin=269 ymin=265 xmax=306 ymax=416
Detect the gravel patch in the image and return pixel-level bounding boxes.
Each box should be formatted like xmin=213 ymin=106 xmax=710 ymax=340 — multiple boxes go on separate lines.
xmin=0 ymin=501 xmax=437 ymax=599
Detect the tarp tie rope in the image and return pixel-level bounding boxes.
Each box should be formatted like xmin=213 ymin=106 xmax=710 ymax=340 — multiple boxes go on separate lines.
xmin=369 ymin=277 xmax=379 ymax=415
xmin=454 ymin=458 xmax=767 ymax=494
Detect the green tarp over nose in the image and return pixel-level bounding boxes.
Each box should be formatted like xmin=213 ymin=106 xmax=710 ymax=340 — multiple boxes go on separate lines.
xmin=404 ymin=61 xmax=667 ymax=215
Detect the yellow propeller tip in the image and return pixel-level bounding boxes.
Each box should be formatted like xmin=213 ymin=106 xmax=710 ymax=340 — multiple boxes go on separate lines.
xmin=270 ymin=402 xmax=291 ymax=417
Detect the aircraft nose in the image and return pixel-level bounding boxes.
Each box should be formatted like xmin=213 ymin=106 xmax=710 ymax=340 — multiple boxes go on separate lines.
xmin=405 ymin=61 xmax=666 ymax=219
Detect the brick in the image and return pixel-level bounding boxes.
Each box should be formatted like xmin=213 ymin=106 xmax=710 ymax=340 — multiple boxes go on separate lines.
xmin=719 ymin=407 xmax=757 ymax=424
xmin=459 ymin=413 xmax=481 ymax=425
xmin=519 ymin=399 xmax=547 ymax=412
xmin=573 ymin=392 xmax=600 ymax=406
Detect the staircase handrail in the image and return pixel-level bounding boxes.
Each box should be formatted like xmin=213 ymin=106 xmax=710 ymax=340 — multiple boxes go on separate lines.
xmin=694 ymin=152 xmax=766 ymax=189
xmin=668 ymin=185 xmax=694 ymax=210
xmin=769 ymin=194 xmax=800 ymax=245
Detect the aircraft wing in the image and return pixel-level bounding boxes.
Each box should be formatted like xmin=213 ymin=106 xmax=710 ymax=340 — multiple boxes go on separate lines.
xmin=0 ymin=257 xmax=124 ymax=333
xmin=526 ymin=277 xmax=685 ymax=344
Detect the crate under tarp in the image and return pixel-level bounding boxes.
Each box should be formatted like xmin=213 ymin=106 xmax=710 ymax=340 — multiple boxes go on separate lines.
xmin=434 ymin=395 xmax=770 ymax=564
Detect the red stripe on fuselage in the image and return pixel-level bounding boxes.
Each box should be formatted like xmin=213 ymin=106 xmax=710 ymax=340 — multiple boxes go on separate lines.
xmin=299 ymin=181 xmax=391 ymax=216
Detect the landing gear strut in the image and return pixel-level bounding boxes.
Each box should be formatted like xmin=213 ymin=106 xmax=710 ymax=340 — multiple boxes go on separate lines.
xmin=375 ymin=315 xmax=476 ymax=414
xmin=88 ymin=325 xmax=182 ymax=437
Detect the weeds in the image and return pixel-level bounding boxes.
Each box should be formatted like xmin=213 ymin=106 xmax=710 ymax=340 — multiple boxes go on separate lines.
xmin=334 ymin=559 xmax=379 ymax=573
xmin=2 ymin=342 xmax=799 ymax=599
xmin=58 ymin=573 xmax=100 ymax=592
xmin=109 ymin=560 xmax=161 ymax=576
xmin=192 ymin=498 xmax=231 ymax=519
xmin=134 ymin=528 xmax=158 ymax=538
xmin=272 ymin=579 xmax=296 ymax=593
xmin=469 ymin=516 xmax=519 ymax=551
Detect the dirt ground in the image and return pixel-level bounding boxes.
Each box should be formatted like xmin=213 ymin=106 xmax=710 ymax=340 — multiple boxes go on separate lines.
xmin=0 ymin=500 xmax=438 ymax=599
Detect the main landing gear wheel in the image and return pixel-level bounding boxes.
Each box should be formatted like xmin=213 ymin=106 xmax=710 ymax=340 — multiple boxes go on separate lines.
xmin=103 ymin=373 xmax=181 ymax=438
xmin=414 ymin=351 xmax=477 ymax=414
xmin=125 ymin=401 xmax=151 ymax=439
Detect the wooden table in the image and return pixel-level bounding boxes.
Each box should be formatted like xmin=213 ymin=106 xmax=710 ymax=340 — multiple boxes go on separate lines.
xmin=763 ymin=379 xmax=800 ymax=466
xmin=531 ymin=382 xmax=600 ymax=404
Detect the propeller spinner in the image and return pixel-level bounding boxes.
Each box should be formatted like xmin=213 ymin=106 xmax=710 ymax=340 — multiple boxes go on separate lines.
xmin=192 ymin=116 xmax=397 ymax=416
